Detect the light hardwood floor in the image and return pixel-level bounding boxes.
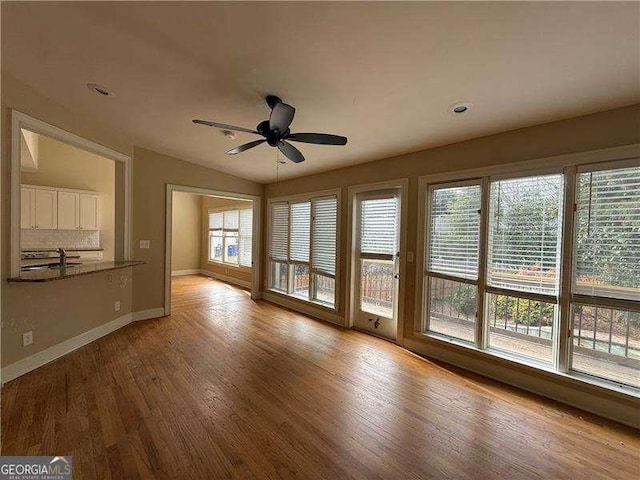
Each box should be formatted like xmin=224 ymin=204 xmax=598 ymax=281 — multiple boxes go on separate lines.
xmin=2 ymin=275 xmax=638 ymax=479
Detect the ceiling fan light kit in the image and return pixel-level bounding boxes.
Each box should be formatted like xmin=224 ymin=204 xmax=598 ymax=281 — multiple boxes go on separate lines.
xmin=193 ymin=95 xmax=348 ymax=164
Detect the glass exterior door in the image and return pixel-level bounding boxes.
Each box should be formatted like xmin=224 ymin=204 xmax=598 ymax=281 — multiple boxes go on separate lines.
xmin=354 ymin=190 xmax=400 ymax=340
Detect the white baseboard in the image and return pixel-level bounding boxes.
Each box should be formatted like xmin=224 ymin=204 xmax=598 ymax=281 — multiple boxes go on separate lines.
xmin=131 ymin=307 xmax=166 ymax=321
xmin=199 ymin=269 xmax=251 ymax=289
xmin=262 ymin=292 xmax=344 ymax=327
xmin=1 ymin=313 xmax=132 ymax=384
xmin=171 ymin=269 xmax=200 ymax=277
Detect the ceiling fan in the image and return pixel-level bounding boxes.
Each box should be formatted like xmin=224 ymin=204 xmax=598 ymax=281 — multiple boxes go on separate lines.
xmin=193 ymin=95 xmax=347 ymax=163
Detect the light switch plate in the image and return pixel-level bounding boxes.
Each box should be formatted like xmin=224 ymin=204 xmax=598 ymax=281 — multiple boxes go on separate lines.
xmin=139 ymin=240 xmax=151 ymax=249
xmin=23 ymin=330 xmax=33 ymax=347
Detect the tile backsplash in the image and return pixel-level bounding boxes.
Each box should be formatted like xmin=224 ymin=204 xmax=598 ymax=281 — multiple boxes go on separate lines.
xmin=21 ymin=229 xmax=100 ymax=249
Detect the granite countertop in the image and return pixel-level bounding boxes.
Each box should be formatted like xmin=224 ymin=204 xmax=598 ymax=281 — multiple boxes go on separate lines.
xmin=8 ymin=260 xmax=146 ymax=283
xmin=21 ymin=247 xmax=104 ymax=252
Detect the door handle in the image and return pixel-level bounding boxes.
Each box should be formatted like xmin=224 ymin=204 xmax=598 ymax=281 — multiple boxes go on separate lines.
xmin=394 ymin=273 xmax=400 ymax=279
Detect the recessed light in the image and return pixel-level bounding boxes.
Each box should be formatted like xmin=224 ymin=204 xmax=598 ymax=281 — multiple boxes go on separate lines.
xmin=221 ymin=130 xmax=237 ymax=141
xmin=86 ymin=83 xmax=113 ymax=97
xmin=449 ymin=102 xmax=472 ymax=115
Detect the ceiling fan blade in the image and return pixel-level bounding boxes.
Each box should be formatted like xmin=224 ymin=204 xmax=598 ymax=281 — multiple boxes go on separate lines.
xmin=226 ymin=139 xmax=266 ymax=155
xmin=269 ymin=102 xmax=296 ymax=132
xmin=192 ymin=119 xmax=259 ymax=135
xmin=285 ymin=133 xmax=347 ymax=145
xmin=277 ymin=141 xmax=305 ymax=163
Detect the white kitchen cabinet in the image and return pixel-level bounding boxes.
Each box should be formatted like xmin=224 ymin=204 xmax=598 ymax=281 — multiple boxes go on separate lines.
xmin=57 ymin=191 xmax=79 ymax=230
xmin=79 ymin=194 xmax=100 ymax=230
xmin=22 ymin=185 xmax=100 ymax=231
xmin=21 ymin=187 xmax=34 ymax=229
xmin=33 ymin=188 xmax=58 ymax=229
xmin=21 ymin=187 xmax=58 ymax=230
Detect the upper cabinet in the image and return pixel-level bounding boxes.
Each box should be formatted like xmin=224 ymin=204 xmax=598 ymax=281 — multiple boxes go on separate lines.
xmin=57 ymin=191 xmax=79 ymax=230
xmin=21 ymin=185 xmax=100 ymax=231
xmin=21 ymin=187 xmax=58 ymax=229
xmin=79 ymin=194 xmax=99 ymax=230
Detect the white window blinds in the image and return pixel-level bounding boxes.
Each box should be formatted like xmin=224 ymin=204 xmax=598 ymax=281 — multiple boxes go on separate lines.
xmin=224 ymin=210 xmax=239 ymax=229
xmin=574 ymin=166 xmax=640 ymax=301
xmin=290 ymin=202 xmax=311 ymax=262
xmin=428 ymin=184 xmax=480 ymax=280
xmin=488 ymin=174 xmax=563 ymax=295
xmin=312 ymin=197 xmax=337 ymax=275
xmin=270 ymin=202 xmax=289 ymax=261
xmin=209 ymin=212 xmax=223 ymax=230
xmin=360 ymin=196 xmax=398 ymax=255
xmin=239 ymin=208 xmax=253 ymax=267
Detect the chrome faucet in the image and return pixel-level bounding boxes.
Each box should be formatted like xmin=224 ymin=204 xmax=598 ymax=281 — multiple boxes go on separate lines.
xmin=57 ymin=248 xmax=67 ymax=267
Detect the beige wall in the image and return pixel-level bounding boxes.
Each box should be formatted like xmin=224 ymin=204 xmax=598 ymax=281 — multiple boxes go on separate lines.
xmin=200 ymin=196 xmax=253 ymax=285
xmin=171 ymin=191 xmax=201 ymax=272
xmin=131 ymin=147 xmax=262 ymax=312
xmin=1 ymin=72 xmax=263 ymax=368
xmin=21 ymin=134 xmax=116 ymax=260
xmin=1 ymin=73 xmax=133 ymax=368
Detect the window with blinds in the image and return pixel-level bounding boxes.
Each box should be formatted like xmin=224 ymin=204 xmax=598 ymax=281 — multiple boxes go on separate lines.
xmin=268 ymin=194 xmax=338 ymax=307
xmin=360 ymin=197 xmax=398 ymax=255
xmin=574 ymin=166 xmax=640 ymax=301
xmin=238 ymin=208 xmax=253 ymax=267
xmin=425 ymin=183 xmax=481 ymax=343
xmin=429 ymin=184 xmax=481 ymax=280
xmin=312 ymin=197 xmax=337 ymax=276
xmin=208 ymin=206 xmax=253 ymax=267
xmin=290 ymin=202 xmax=311 ymax=263
xmin=488 ymin=175 xmax=563 ymax=295
xmin=270 ymin=202 xmax=289 ymax=262
xmin=421 ymin=161 xmax=640 ymax=390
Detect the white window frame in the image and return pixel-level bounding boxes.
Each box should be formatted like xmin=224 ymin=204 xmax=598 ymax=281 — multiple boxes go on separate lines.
xmin=424 ymin=178 xmax=483 ymax=345
xmin=207 ymin=208 xmax=251 ymax=269
xmin=415 ymin=145 xmax=640 ymax=396
xmin=266 ymin=189 xmax=341 ymax=311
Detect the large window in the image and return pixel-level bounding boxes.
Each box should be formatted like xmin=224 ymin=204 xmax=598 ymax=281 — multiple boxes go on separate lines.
xmin=423 ymin=162 xmax=639 ymax=390
xmin=269 ymin=194 xmax=338 ymax=308
xmin=426 ymin=182 xmax=481 ymax=343
xmin=570 ymin=166 xmax=640 ymax=387
xmin=208 ymin=208 xmax=252 ymax=267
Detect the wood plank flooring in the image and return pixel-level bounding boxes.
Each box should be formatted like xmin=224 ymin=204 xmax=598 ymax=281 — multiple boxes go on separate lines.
xmin=2 ymin=274 xmax=638 ymax=479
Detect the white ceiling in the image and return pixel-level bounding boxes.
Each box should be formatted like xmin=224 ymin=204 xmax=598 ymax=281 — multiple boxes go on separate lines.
xmin=2 ymin=2 xmax=639 ymax=183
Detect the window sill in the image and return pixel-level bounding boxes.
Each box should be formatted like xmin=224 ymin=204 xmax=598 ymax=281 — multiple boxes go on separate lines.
xmin=410 ymin=331 xmax=640 ymax=401
xmin=266 ymin=288 xmax=338 ymax=313
xmin=206 ymin=261 xmax=251 ymax=272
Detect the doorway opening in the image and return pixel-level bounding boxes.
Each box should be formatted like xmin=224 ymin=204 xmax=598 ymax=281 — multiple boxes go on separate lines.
xmin=10 ymin=110 xmax=131 ymax=277
xmin=164 ymin=185 xmax=261 ymax=315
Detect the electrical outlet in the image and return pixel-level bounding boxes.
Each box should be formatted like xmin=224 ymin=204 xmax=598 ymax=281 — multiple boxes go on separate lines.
xmin=23 ymin=330 xmax=33 ymax=347
xmin=115 ymin=300 xmax=121 ymax=312
xmin=139 ymin=239 xmax=151 ymax=249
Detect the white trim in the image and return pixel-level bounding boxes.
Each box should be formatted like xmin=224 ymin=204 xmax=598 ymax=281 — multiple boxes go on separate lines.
xmin=199 ymin=269 xmax=252 ymax=289
xmin=165 ymin=184 xmax=262 ymax=315
xmin=171 ymin=269 xmax=201 ymax=277
xmin=346 ymin=178 xmax=409 ymax=344
xmin=1 ymin=313 xmax=132 ymax=384
xmin=262 ymin=292 xmax=344 ymax=326
xmin=404 ymin=336 xmax=639 ymax=429
xmin=10 ymin=110 xmax=132 ymax=277
xmin=131 ymin=308 xmax=166 ymax=322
